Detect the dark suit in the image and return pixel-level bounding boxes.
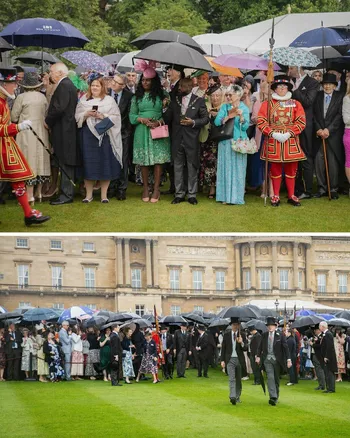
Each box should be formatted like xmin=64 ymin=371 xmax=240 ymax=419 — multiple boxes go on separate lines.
xmin=313 ymin=91 xmax=344 ymax=195
xmin=160 ymin=332 xmax=174 ymax=378
xmin=164 ymin=93 xmax=209 ymax=199
xmin=286 ymin=335 xmax=298 ymax=384
xmin=174 ymin=329 xmax=191 ymax=377
xmin=292 ymin=75 xmax=319 ymax=196
xmin=45 ymin=77 xmax=79 ymax=201
xmin=257 ymin=330 xmax=290 ymax=401
xmin=249 ymin=332 xmax=262 ymax=384
xmin=320 ymin=330 xmax=337 ymax=392
xmin=110 ymin=331 xmax=123 ymax=385
xmin=132 ymin=328 xmax=145 ymax=376
xmin=5 ymin=329 xmax=23 ymax=380
xmin=311 ymin=334 xmax=326 ymax=389
xmin=196 ymin=332 xmax=209 ymax=377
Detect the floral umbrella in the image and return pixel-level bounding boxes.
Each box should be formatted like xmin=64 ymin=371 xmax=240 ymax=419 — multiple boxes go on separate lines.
xmin=61 ymin=50 xmax=111 ymax=72
xmin=261 ymin=47 xmax=321 ymax=67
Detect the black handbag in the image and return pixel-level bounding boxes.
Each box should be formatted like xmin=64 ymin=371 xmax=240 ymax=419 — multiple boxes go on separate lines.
xmin=209 ymin=118 xmax=234 ymax=142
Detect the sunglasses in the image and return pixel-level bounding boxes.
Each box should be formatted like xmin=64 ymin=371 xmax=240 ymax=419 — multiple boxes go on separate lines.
xmin=225 ymin=93 xmax=233 ymax=97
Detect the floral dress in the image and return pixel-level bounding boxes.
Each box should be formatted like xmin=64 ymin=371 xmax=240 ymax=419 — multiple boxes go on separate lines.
xmin=47 ymin=342 xmax=65 ymax=381
xmin=121 ymin=337 xmax=135 ymax=378
xmin=199 ymin=113 xmax=219 ymax=188
xmin=139 ymin=339 xmax=158 ymax=375
xmin=334 ymin=334 xmax=346 ymax=374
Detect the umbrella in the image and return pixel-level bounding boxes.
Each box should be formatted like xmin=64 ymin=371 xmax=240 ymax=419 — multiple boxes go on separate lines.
xmin=120 ymin=321 xmax=137 ymax=331
xmin=259 ymin=367 xmax=266 ymax=395
xmin=101 ymin=321 xmax=123 ymax=330
xmin=290 ymin=27 xmax=350 ymax=49
xmin=335 ymin=310 xmax=350 ymax=320
xmin=291 ymin=315 xmax=323 ymax=329
xmin=160 ymin=315 xmax=188 ymax=325
xmin=183 ymin=313 xmax=206 ymax=324
xmin=22 ymin=308 xmax=59 ymax=323
xmin=328 ymin=318 xmax=350 ymax=328
xmin=213 ymin=53 xmax=281 ymax=71
xmin=132 ymin=318 xmax=152 ymax=329
xmin=261 ymin=47 xmax=320 ymax=67
xmin=242 ymin=319 xmax=268 ymax=333
xmin=218 ymin=306 xmax=260 ymax=319
xmin=208 ymin=318 xmax=230 ymax=329
xmin=109 ymin=312 xmax=140 ymax=322
xmin=0 ymin=311 xmax=23 ymax=320
xmin=116 ymin=51 xmax=141 ymax=72
xmin=132 ymin=30 xmax=206 ymax=54
xmin=13 ymin=306 xmax=35 ymax=314
xmin=84 ymin=315 xmax=109 ymax=328
xmin=58 ymin=306 xmax=94 ymax=323
xmin=0 ymin=306 xmax=7 ymax=314
xmin=143 ymin=314 xmax=156 ymax=323
xmin=205 ymin=56 xmax=243 ymax=78
xmin=134 ymin=42 xmax=213 ymax=72
xmin=193 ymin=34 xmax=245 ymax=57
xmin=296 ymin=309 xmax=316 ymax=317
xmin=0 ymin=37 xmax=14 ymax=53
xmin=15 ymin=50 xmax=59 ymax=64
xmin=103 ymin=53 xmax=126 ymax=65
xmin=0 ymin=18 xmax=89 ymax=49
xmin=95 ymin=310 xmax=120 ymax=322
xmin=316 ymin=313 xmax=335 ymax=321
xmin=61 ymin=50 xmax=111 ymax=72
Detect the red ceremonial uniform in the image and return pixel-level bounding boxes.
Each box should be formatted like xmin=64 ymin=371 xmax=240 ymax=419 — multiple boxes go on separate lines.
xmin=0 ymin=91 xmax=35 ymax=181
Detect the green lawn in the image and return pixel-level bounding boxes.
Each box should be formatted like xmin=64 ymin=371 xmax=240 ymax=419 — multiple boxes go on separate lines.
xmin=1 ymin=182 xmax=350 ymax=232
xmin=1 ymin=369 xmax=349 ymax=438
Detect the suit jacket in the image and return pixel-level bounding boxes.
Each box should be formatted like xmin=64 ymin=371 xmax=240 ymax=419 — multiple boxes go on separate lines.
xmin=58 ymin=328 xmax=72 ymax=354
xmin=196 ymin=332 xmax=209 ymax=359
xmin=312 ymin=334 xmax=323 ymax=361
xmin=320 ymin=330 xmax=338 ymax=372
xmin=169 ymin=80 xmax=180 ymax=102
xmin=164 ymin=93 xmax=209 ymax=168
xmin=110 ymin=88 xmax=133 ymax=138
xmin=220 ymin=330 xmax=247 ymax=373
xmin=45 ymin=77 xmax=79 ymax=166
xmin=257 ymin=330 xmax=290 ymax=372
xmin=174 ymin=329 xmax=191 ymax=355
xmin=286 ymin=335 xmax=297 ymax=360
xmin=313 ymin=90 xmax=344 ymax=163
xmin=250 ymin=332 xmax=262 ymax=357
xmin=292 ymin=75 xmax=319 ymax=156
xmin=160 ymin=332 xmax=174 ymax=352
xmin=110 ymin=331 xmax=123 ymax=360
xmin=5 ymin=330 xmax=23 ymax=354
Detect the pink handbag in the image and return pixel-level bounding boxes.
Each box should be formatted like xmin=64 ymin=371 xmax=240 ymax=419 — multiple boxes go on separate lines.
xmin=150 ymin=121 xmax=169 ymax=139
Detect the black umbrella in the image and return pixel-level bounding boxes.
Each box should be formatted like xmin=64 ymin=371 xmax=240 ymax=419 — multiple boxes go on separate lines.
xmin=260 ymin=309 xmax=275 ymax=317
xmin=259 ymin=366 xmax=266 ymax=395
xmin=22 ymin=308 xmax=59 ymax=323
xmin=134 ymin=42 xmax=213 ymax=72
xmin=291 ymin=315 xmax=324 ymax=329
xmin=95 ymin=310 xmax=120 ymax=322
xmin=242 ymin=319 xmax=268 ymax=333
xmin=143 ymin=314 xmax=156 ymax=323
xmin=84 ymin=315 xmax=109 ymax=328
xmin=15 ymin=50 xmax=59 ymax=64
xmin=335 ymin=310 xmax=350 ymax=320
xmin=0 ymin=36 xmax=13 ymax=53
xmin=160 ymin=315 xmax=188 ymax=325
xmin=131 ymin=318 xmax=152 ymax=329
xmin=110 ymin=312 xmax=139 ymax=322
xmin=101 ymin=321 xmax=123 ymax=330
xmin=0 ymin=311 xmax=23 ymax=320
xmin=13 ymin=307 xmax=35 ymax=314
xmin=103 ymin=53 xmax=126 ymax=65
xmin=183 ymin=313 xmax=206 ymax=324
xmin=328 ymin=318 xmax=350 ymax=328
xmin=208 ymin=318 xmax=230 ymax=329
xmin=217 ymin=306 xmax=259 ymax=319
xmin=131 ymin=29 xmax=206 ymax=54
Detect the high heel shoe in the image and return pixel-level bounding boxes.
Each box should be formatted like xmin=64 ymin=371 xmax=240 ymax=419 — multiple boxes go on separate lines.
xmin=150 ymin=191 xmax=160 ymax=203
xmin=82 ymin=197 xmax=93 ymax=203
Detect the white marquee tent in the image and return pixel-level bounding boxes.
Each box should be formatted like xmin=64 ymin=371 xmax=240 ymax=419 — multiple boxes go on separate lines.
xmin=245 ymin=299 xmax=343 ymax=312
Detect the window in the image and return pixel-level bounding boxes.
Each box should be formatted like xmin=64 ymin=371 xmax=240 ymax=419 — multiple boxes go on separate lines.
xmin=83 ymin=242 xmax=95 ymax=252
xmin=260 ymin=269 xmax=271 ymax=290
xmin=317 ymin=274 xmax=326 ymax=293
xmin=135 ymin=304 xmax=145 ymax=317
xmin=86 ymin=304 xmax=97 ymax=311
xmin=50 ymin=240 xmax=62 ymax=250
xmin=52 ymin=266 xmax=63 ymax=289
xmin=0 ymin=274 xmax=4 ymax=280
xmin=131 ymin=268 xmax=142 ymax=289
xmin=194 ymin=306 xmax=204 ymax=312
xmin=16 ymin=238 xmax=28 ymax=248
xmin=18 ymin=264 xmax=29 ymax=287
xmin=19 ymin=301 xmax=31 ymax=308
xmin=171 ymin=305 xmax=181 ymax=316
xmin=193 ymin=270 xmax=203 ymax=291
xmin=245 ymin=270 xmax=251 ymax=290
xmin=169 ymin=269 xmax=180 ymax=290
xmin=338 ymin=274 xmax=348 ymax=294
xmin=298 ymin=271 xmax=303 ymax=289
xmin=279 ymin=269 xmax=289 ymax=290
xmin=52 ymin=303 xmax=64 ymax=310
xmin=216 ymin=271 xmax=225 ymax=291
xmin=84 ymin=268 xmax=95 ymax=289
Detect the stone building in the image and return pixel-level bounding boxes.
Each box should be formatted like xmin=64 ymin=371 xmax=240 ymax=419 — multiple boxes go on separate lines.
xmin=0 ymin=236 xmax=349 ymax=314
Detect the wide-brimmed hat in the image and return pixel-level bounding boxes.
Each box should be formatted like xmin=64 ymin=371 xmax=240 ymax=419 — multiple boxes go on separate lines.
xmin=0 ymin=68 xmax=17 ymax=82
xmin=321 ymin=73 xmax=338 ymax=86
xmin=21 ymin=72 xmax=43 ymax=89
xmin=266 ymin=317 xmax=278 ymax=326
xmin=271 ymin=75 xmax=293 ymax=92
xmin=197 ymin=324 xmax=206 ymax=331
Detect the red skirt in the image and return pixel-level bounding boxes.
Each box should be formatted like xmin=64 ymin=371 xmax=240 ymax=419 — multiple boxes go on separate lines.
xmin=0 ymin=137 xmax=35 ymax=182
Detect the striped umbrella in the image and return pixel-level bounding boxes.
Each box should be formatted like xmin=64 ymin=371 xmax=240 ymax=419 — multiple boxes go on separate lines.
xmin=58 ymin=306 xmax=94 ymax=323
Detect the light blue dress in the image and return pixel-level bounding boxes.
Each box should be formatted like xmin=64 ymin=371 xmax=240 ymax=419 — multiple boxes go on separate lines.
xmin=215 ymin=102 xmax=250 ymax=205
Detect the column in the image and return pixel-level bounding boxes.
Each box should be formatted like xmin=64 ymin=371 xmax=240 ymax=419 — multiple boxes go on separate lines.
xmin=153 ymin=240 xmax=159 ymax=288
xmin=145 ymin=239 xmax=152 ymax=288
xmin=124 ymin=238 xmax=131 ymax=286
xmin=272 ymin=241 xmax=278 ymax=289
xmin=293 ymin=242 xmax=299 ymax=289
xmin=305 ymin=244 xmax=311 ymax=290
xmin=249 ymin=242 xmax=256 ymax=289
xmin=234 ymin=244 xmax=241 ymax=290
xmin=116 ymin=238 xmax=123 ymax=286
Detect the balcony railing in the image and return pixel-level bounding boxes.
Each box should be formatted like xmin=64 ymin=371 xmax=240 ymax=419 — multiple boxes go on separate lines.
xmin=0 ymin=284 xmax=116 ymax=296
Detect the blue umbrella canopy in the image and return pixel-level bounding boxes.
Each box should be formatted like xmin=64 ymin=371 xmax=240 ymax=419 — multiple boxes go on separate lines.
xmin=0 ymin=18 xmax=89 ymax=49
xmin=290 ymin=27 xmax=350 ymax=48
xmin=296 ymin=309 xmax=316 ymax=317
xmin=58 ymin=305 xmax=94 ymax=323
xmin=22 ymin=307 xmax=59 ymax=322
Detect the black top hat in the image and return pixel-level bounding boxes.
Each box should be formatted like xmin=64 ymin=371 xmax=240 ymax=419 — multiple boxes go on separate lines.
xmin=0 ymin=68 xmax=17 ymax=82
xmin=180 ymin=321 xmax=188 ymax=327
xmin=321 ymin=73 xmax=338 ymax=86
xmin=166 ymin=64 xmax=185 ymax=73
xmin=230 ymin=317 xmax=240 ymax=324
xmin=327 ymin=66 xmax=342 ymax=74
xmin=266 ymin=317 xmax=278 ymax=326
xmin=197 ymin=324 xmax=206 ymax=331
xmin=271 ymin=75 xmax=293 ymax=92
xmin=160 ymin=325 xmax=167 ymax=331
xmin=21 ymin=72 xmax=43 ymax=89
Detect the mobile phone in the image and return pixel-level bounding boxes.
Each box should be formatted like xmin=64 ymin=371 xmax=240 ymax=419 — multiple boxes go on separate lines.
xmin=92 ymin=105 xmax=98 ymax=111
xmin=180 ymin=114 xmax=186 ymax=120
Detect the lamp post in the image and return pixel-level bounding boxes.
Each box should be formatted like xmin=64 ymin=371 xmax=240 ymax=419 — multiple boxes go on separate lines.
xmin=274 ymin=298 xmax=279 ymax=317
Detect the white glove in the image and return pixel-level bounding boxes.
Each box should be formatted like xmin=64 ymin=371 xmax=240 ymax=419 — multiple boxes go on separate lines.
xmin=19 ymin=120 xmax=32 ymax=131
xmin=272 ymin=132 xmax=285 ymax=143
xmin=281 ymin=132 xmax=291 ymax=142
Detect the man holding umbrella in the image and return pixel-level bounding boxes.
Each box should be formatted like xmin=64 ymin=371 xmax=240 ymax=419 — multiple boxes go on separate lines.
xmin=256 ymin=317 xmax=291 ymax=406
xmin=174 ymin=321 xmax=191 ymax=378
xmin=110 ymin=323 xmax=123 ymax=386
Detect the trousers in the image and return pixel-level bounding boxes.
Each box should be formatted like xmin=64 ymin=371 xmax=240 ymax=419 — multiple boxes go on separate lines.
xmin=64 ymin=352 xmax=71 ymax=380
xmin=176 ymin=348 xmax=187 ymax=377
xmin=313 ymin=355 xmax=326 ymax=389
xmin=197 ymin=355 xmax=209 ymax=377
xmin=315 ymin=146 xmax=339 ymax=194
xmin=322 ymin=361 xmax=335 ymax=392
xmin=264 ymin=358 xmax=279 ymax=400
xmin=174 ymin=143 xmax=198 ymax=199
xmin=227 ymin=357 xmax=242 ymax=400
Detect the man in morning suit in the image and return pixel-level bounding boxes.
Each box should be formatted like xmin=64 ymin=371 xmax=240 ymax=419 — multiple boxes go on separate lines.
xmin=313 ymin=73 xmax=344 ymax=199
xmin=58 ymin=321 xmax=72 ymax=381
xmin=309 ymin=325 xmax=326 ymax=391
xmin=288 ymin=66 xmax=319 ymax=199
xmin=164 ymin=78 xmax=209 ymax=205
xmin=109 ymin=74 xmax=134 ymax=200
xmin=196 ymin=325 xmax=210 ymax=378
xmin=174 ymin=321 xmax=191 ymax=378
xmin=248 ymin=325 xmax=262 ymax=385
xmin=256 ymin=317 xmax=291 ymax=406
xmin=110 ymin=323 xmax=123 ymax=386
xmin=319 ymin=321 xmax=337 ymax=393
xmin=160 ymin=325 xmax=174 ymax=379
xmin=220 ymin=317 xmax=247 ymax=405
xmin=5 ymin=323 xmax=23 ymax=380
xmin=45 ymin=62 xmax=78 ymax=205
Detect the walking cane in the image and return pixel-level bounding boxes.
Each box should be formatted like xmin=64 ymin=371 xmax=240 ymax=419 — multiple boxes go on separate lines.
xmin=29 ymin=127 xmax=76 ymax=188
xmin=322 ymin=138 xmax=331 ymax=201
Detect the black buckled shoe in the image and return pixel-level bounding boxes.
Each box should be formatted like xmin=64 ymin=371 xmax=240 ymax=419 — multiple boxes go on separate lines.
xmin=24 ymin=210 xmax=51 ymax=226
xmin=287 ymin=195 xmax=301 ymax=207
xmin=171 ymin=197 xmax=185 ymax=204
xmin=270 ymin=195 xmax=280 ymax=207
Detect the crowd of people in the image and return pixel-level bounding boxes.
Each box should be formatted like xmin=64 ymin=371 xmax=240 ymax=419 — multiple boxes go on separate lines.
xmin=0 ymin=316 xmax=349 ymax=406
xmin=1 ymin=61 xmax=350 ymax=225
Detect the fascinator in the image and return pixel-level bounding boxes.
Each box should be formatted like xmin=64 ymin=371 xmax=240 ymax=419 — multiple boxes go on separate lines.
xmin=68 ymin=71 xmax=88 ymax=92
xmin=87 ymin=71 xmax=103 ymax=84
xmin=134 ymin=59 xmax=157 ymax=79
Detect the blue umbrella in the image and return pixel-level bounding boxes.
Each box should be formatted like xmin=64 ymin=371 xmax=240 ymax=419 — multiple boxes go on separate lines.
xmin=61 ymin=50 xmax=111 ymax=72
xmin=316 ymin=313 xmax=335 ymax=321
xmin=290 ymin=27 xmax=350 ymax=48
xmin=22 ymin=307 xmax=59 ymax=323
xmin=58 ymin=305 xmax=94 ymax=323
xmin=296 ymin=309 xmax=316 ymax=317
xmin=0 ymin=18 xmax=89 ymax=49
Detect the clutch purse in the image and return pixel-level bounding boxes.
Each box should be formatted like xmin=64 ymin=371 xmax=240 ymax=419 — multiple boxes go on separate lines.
xmin=150 ymin=121 xmax=169 ymax=139
xmin=209 ymin=118 xmax=234 ymax=142
xmin=231 ymin=122 xmax=258 ymax=155
xmin=95 ymin=117 xmax=114 ymax=135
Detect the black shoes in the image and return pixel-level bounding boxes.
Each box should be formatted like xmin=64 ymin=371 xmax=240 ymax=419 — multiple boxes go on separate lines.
xmin=331 ymin=193 xmax=339 ymax=200
xmin=116 ymin=191 xmax=126 ymax=201
xmin=230 ymin=398 xmax=236 ymax=405
xmin=322 ymin=390 xmax=335 ymax=393
xmin=314 ymin=386 xmax=325 ymax=390
xmin=112 ymin=382 xmax=122 ymax=386
xmin=313 ymin=192 xmax=326 ymax=198
xmin=24 ymin=214 xmax=51 ymax=226
xmin=287 ymin=196 xmax=301 ymax=207
xmin=188 ymin=198 xmax=198 ymax=205
xmin=171 ymin=197 xmax=185 ymax=204
xmin=269 ymin=398 xmax=277 ymax=406
xmin=50 ymin=197 xmax=73 ymax=205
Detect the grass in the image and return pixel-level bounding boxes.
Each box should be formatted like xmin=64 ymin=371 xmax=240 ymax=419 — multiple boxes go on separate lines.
xmin=1 ymin=368 xmax=349 ymax=438
xmin=1 ymin=182 xmax=350 ymax=232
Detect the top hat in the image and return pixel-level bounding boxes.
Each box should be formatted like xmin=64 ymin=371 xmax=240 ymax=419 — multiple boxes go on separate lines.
xmin=321 ymin=73 xmax=338 ymax=86
xmin=230 ymin=317 xmax=240 ymax=324
xmin=180 ymin=321 xmax=188 ymax=327
xmin=160 ymin=325 xmax=167 ymax=331
xmin=0 ymin=68 xmax=17 ymax=82
xmin=166 ymin=64 xmax=185 ymax=73
xmin=197 ymin=324 xmax=206 ymax=331
xmin=266 ymin=317 xmax=278 ymax=326
xmin=271 ymin=75 xmax=293 ymax=92
xmin=21 ymin=72 xmax=43 ymax=89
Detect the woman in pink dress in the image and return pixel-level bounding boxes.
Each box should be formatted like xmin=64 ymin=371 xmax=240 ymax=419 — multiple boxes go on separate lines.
xmin=334 ymin=328 xmax=346 ymax=381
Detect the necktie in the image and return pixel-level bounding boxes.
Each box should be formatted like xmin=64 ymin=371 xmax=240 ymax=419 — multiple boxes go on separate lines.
xmin=233 ymin=332 xmax=236 ymax=342
xmin=325 ymin=94 xmax=331 ymax=105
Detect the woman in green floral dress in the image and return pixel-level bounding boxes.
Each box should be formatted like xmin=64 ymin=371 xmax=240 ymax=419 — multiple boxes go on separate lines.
xmin=129 ymin=67 xmax=171 ymax=203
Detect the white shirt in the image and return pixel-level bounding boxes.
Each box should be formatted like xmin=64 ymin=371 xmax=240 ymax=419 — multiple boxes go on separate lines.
xmin=294 ymin=73 xmax=307 ymax=90
xmin=231 ymin=331 xmax=238 ymax=358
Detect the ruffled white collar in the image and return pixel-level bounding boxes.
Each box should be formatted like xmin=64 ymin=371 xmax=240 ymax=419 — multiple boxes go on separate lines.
xmin=0 ymin=85 xmax=15 ymax=100
xmin=272 ymin=91 xmax=292 ymax=101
